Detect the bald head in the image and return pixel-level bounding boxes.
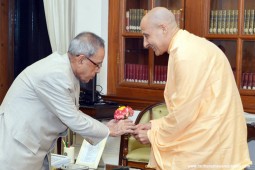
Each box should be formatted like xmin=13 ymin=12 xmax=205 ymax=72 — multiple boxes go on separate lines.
xmin=142 ymin=7 xmax=177 ymax=30
xmin=140 ymin=7 xmax=179 ymax=55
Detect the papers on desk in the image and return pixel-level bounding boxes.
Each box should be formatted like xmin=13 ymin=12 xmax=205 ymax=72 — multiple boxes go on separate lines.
xmin=76 ymin=137 xmax=107 ymax=169
xmin=244 ymin=112 xmax=255 ymax=126
xmin=51 ymin=154 xmax=70 ymax=168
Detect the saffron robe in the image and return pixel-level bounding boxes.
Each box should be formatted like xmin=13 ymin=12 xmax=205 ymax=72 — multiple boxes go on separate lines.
xmin=147 ymin=30 xmax=252 ymax=170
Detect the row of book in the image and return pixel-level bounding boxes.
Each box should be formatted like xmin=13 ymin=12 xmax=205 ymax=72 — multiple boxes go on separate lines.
xmin=244 ymin=9 xmax=255 ymax=34
xmin=209 ymin=10 xmax=238 ymax=34
xmin=154 ymin=65 xmax=167 ymax=84
xmin=125 ymin=64 xmax=148 ymax=83
xmin=125 ymin=9 xmax=182 ymax=32
xmin=242 ymin=72 xmax=255 ymax=90
xmin=124 ymin=64 xmax=168 ymax=84
xmin=126 ymin=9 xmax=147 ymax=32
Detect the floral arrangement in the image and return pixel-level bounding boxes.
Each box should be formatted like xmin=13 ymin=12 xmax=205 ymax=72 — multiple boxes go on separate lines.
xmin=114 ymin=106 xmax=134 ymax=120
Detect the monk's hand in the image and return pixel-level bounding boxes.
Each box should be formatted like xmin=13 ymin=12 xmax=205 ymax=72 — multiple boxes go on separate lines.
xmin=134 ymin=122 xmax=151 ymax=131
xmin=133 ymin=127 xmax=150 ymax=144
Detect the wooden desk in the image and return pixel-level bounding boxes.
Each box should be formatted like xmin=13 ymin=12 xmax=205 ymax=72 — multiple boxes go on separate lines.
xmin=79 ymin=103 xmax=119 ymax=120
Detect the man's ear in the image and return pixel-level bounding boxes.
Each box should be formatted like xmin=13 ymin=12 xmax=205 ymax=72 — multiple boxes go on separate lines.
xmin=76 ymin=54 xmax=84 ymax=64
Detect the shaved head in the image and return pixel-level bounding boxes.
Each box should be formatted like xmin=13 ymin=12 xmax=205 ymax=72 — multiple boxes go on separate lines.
xmin=140 ymin=7 xmax=179 ymax=56
xmin=143 ymin=7 xmax=177 ymax=28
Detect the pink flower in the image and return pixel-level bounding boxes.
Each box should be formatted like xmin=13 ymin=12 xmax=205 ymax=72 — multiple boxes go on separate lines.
xmin=114 ymin=106 xmax=134 ymax=120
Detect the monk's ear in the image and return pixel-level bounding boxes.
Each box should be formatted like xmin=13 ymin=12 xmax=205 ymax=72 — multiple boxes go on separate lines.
xmin=159 ymin=23 xmax=167 ymax=33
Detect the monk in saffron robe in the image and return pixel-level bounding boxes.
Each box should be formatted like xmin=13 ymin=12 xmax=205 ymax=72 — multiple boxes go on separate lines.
xmin=133 ymin=7 xmax=252 ymax=170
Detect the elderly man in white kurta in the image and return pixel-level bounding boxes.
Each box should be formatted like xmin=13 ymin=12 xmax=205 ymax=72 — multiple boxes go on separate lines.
xmin=133 ymin=7 xmax=252 ymax=170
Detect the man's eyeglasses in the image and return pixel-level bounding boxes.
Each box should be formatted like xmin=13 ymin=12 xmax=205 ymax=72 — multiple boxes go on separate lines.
xmin=77 ymin=55 xmax=102 ymax=69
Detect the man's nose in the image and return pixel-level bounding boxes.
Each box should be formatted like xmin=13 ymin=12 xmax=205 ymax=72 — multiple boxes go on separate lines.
xmin=143 ymin=39 xmax=149 ymax=48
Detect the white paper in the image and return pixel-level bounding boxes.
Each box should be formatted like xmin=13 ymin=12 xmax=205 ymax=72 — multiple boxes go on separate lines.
xmin=75 ymin=137 xmax=107 ymax=169
xmin=51 ymin=153 xmax=70 ymax=168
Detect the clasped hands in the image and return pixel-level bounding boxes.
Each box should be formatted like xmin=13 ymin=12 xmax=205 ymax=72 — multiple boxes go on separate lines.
xmin=107 ymin=119 xmax=151 ymax=144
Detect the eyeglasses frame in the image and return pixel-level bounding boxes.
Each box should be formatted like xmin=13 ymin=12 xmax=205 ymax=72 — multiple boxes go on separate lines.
xmin=77 ymin=54 xmax=102 ymax=69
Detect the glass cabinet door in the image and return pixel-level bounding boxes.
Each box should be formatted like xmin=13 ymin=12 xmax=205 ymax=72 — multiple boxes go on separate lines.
xmin=121 ymin=0 xmax=185 ymax=87
xmin=125 ymin=0 xmax=150 ymax=33
xmin=210 ymin=40 xmax=237 ymax=78
xmin=241 ymin=41 xmax=255 ymax=90
xmin=243 ymin=0 xmax=255 ymax=35
xmin=153 ymin=53 xmax=168 ymax=84
xmin=209 ymin=0 xmax=238 ymax=34
xmin=154 ymin=0 xmax=184 ymax=29
xmin=123 ymin=38 xmax=149 ymax=84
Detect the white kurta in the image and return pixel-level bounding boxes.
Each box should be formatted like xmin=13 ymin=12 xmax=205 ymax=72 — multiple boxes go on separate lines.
xmin=147 ymin=30 xmax=252 ymax=170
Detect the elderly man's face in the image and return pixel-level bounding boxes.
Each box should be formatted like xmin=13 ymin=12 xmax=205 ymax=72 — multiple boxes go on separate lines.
xmin=75 ymin=47 xmax=105 ymax=83
xmin=141 ymin=18 xmax=166 ymax=56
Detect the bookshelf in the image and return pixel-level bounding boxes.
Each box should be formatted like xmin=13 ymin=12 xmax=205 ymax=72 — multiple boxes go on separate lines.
xmin=107 ymin=0 xmax=255 ymax=112
xmin=107 ymin=0 xmax=185 ymax=109
xmin=203 ymin=0 xmax=255 ymax=113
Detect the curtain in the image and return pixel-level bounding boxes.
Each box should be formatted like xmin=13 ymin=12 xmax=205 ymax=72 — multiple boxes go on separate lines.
xmin=14 ymin=0 xmax=52 ymax=77
xmin=43 ymin=0 xmax=76 ymax=54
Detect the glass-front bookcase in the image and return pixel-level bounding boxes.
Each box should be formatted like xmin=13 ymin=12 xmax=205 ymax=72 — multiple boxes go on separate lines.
xmin=107 ymin=0 xmax=255 ymax=111
xmin=206 ymin=0 xmax=255 ymax=94
xmin=209 ymin=39 xmax=237 ymax=78
xmin=121 ymin=0 xmax=184 ymax=88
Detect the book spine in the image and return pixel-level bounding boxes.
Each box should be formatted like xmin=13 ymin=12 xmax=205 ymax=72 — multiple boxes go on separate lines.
xmin=234 ymin=10 xmax=238 ymax=34
xmin=154 ymin=65 xmax=158 ymax=84
xmin=126 ymin=64 xmax=131 ymax=82
xmin=230 ymin=10 xmax=235 ymax=34
xmin=249 ymin=9 xmax=254 ymax=34
xmin=245 ymin=9 xmax=250 ymax=34
xmin=209 ymin=10 xmax=214 ymax=33
xmin=226 ymin=10 xmax=231 ymax=34
xmin=126 ymin=11 xmax=130 ymax=32
xmin=221 ymin=10 xmax=226 ymax=34
xmin=213 ymin=10 xmax=218 ymax=34
xmin=244 ymin=10 xmax=247 ymax=34
xmin=248 ymin=72 xmax=253 ymax=89
xmin=145 ymin=65 xmax=148 ymax=83
xmin=133 ymin=9 xmax=137 ymax=32
xmin=242 ymin=72 xmax=249 ymax=89
xmin=141 ymin=65 xmax=145 ymax=83
xmin=124 ymin=63 xmax=127 ymax=81
xmin=217 ymin=10 xmax=222 ymax=34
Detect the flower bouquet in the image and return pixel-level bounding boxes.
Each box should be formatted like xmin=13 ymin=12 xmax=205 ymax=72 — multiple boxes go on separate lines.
xmin=114 ymin=106 xmax=134 ymax=120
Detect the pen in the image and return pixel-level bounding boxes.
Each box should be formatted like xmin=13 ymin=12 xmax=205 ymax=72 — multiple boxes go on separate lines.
xmin=62 ymin=139 xmax=67 ymax=148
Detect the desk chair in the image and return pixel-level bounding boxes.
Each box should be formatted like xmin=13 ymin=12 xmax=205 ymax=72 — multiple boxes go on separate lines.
xmin=119 ymin=102 xmax=168 ymax=170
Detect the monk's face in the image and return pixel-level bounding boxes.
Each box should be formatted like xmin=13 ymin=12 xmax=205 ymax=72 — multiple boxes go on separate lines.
xmin=140 ymin=17 xmax=166 ymax=56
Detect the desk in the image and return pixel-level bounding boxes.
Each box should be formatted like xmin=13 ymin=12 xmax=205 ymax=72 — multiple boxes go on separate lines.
xmin=79 ymin=103 xmax=119 ymax=120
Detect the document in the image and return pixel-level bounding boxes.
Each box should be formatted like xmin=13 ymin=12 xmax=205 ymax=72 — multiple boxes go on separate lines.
xmin=75 ymin=137 xmax=107 ymax=169
xmin=51 ymin=154 xmax=70 ymax=168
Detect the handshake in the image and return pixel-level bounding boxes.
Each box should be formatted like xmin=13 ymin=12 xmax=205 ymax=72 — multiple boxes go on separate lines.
xmin=106 ymin=106 xmax=151 ymax=144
